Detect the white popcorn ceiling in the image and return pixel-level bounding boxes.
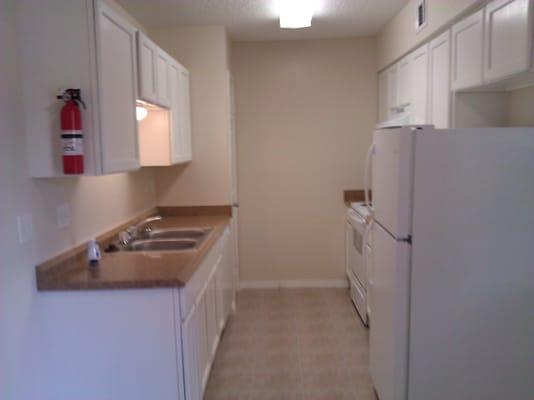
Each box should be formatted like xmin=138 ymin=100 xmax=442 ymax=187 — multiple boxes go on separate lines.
xmin=117 ymin=0 xmax=409 ymax=41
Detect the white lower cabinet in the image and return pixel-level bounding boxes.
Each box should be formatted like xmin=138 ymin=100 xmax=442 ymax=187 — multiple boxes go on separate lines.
xmin=178 ymin=226 xmax=235 ymax=400
xmin=222 ymin=227 xmax=236 ymax=319
xmin=38 ymin=223 xmax=236 ymax=400
xmin=205 ymin=266 xmax=219 ymax=360
xmin=215 ymin=255 xmax=226 ymax=333
xmin=197 ymin=291 xmax=210 ymax=390
xmin=182 ymin=304 xmax=202 ymax=400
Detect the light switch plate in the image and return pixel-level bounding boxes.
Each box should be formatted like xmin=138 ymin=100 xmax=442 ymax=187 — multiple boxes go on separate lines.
xmin=17 ymin=214 xmax=34 ymax=244
xmin=57 ymin=203 xmax=71 ymax=229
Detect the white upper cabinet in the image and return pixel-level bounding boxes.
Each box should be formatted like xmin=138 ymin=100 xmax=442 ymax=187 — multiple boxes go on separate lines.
xmin=378 ymin=44 xmax=429 ymax=124
xmin=169 ymin=62 xmax=185 ymax=164
xmin=428 ymin=31 xmax=452 ymax=128
xmin=137 ymin=32 xmax=158 ymax=104
xmin=96 ymin=1 xmax=139 ymax=173
xmin=136 ymin=34 xmax=192 ymax=166
xmin=386 ymin=65 xmax=399 ymax=119
xmin=397 ymin=55 xmax=412 ymax=109
xmin=19 ymin=0 xmax=139 ymax=177
xmin=377 ymin=1 xmax=534 ymax=126
xmin=156 ymin=49 xmax=171 ymax=107
xmin=169 ymin=62 xmax=193 ymax=164
xmin=378 ymin=69 xmax=389 ymax=123
xmin=410 ymin=44 xmax=430 ymax=125
xmin=484 ymin=0 xmax=534 ymax=82
xmin=138 ymin=60 xmax=192 ymax=167
xmin=137 ymin=32 xmax=171 ymax=108
xmin=179 ymin=67 xmax=193 ymax=162
xmin=452 ymin=9 xmax=485 ymax=90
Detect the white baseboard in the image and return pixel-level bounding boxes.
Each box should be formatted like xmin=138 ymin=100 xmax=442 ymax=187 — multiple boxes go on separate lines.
xmin=239 ymin=279 xmax=348 ymax=290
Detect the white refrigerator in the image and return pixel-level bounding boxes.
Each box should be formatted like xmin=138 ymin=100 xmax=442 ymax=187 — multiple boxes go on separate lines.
xmin=367 ymin=126 xmax=534 ymax=400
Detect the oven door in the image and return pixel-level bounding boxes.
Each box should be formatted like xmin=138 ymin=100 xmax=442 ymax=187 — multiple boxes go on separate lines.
xmin=347 ymin=209 xmax=367 ymax=289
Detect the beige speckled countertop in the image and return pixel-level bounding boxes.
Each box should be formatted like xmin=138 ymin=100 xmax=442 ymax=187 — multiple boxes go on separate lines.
xmin=36 ymin=212 xmax=231 ymax=291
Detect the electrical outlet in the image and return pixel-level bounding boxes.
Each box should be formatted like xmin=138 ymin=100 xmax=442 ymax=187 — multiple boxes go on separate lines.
xmin=17 ymin=214 xmax=34 ymax=244
xmin=57 ymin=203 xmax=71 ymax=229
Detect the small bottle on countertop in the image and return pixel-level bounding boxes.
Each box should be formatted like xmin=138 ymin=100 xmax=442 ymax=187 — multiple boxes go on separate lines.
xmin=87 ymin=239 xmax=102 ymax=266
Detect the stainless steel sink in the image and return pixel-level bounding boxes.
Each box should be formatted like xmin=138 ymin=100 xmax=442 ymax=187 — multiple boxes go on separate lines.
xmin=144 ymin=227 xmax=212 ymax=240
xmin=110 ymin=224 xmax=213 ymax=253
xmin=126 ymin=238 xmax=198 ymax=252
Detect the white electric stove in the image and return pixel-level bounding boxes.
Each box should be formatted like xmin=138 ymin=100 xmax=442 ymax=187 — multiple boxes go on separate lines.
xmin=345 ymin=202 xmax=373 ymax=326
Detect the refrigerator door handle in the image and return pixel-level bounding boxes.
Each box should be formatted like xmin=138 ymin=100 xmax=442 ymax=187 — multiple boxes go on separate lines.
xmin=364 ymin=142 xmax=375 ymax=214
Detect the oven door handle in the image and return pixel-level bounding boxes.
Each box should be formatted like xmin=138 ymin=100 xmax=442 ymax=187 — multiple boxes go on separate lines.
xmin=364 ymin=142 xmax=375 ymax=216
xmin=362 ymin=220 xmax=373 ymax=265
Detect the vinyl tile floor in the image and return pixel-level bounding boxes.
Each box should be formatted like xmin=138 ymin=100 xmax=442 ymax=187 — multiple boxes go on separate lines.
xmin=204 ymin=288 xmax=376 ymax=400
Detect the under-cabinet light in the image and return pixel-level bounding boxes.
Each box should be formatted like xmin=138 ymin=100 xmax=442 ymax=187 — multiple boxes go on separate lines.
xmin=136 ymin=106 xmax=148 ymax=121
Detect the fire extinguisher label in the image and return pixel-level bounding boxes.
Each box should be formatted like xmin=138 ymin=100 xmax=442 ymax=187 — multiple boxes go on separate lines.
xmin=61 ymin=134 xmax=83 ymax=156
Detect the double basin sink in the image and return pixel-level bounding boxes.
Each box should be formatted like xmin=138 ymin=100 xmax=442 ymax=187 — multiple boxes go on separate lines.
xmin=122 ymin=227 xmax=212 ymax=252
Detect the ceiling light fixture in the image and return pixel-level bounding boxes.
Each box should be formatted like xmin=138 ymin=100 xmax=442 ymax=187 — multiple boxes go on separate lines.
xmin=279 ymin=0 xmax=315 ymax=29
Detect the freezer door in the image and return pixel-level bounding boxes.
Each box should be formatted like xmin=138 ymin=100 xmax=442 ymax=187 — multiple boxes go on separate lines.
xmin=370 ymin=223 xmax=410 ymax=400
xmin=372 ymin=127 xmax=416 ymax=239
xmin=409 ymin=128 xmax=534 ymax=400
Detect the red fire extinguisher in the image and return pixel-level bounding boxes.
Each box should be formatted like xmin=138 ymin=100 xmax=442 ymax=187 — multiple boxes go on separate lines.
xmin=57 ymin=89 xmax=86 ymax=175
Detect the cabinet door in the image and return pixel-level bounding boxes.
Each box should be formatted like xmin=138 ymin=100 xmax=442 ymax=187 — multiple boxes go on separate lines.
xmin=452 ymin=9 xmax=484 ymax=90
xmin=222 ymin=227 xmax=235 ymax=320
xmin=169 ymin=62 xmax=185 ymax=164
xmin=410 ymin=44 xmax=429 ymax=125
xmin=205 ymin=270 xmax=218 ymax=360
xmin=215 ymin=257 xmax=226 ymax=334
xmin=196 ymin=293 xmax=209 ymax=392
xmin=378 ymin=69 xmax=389 ymax=123
xmin=386 ymin=65 xmax=399 ymax=119
xmin=428 ymin=30 xmax=451 ymax=128
xmin=397 ymin=56 xmax=412 ymax=109
xmin=181 ymin=308 xmax=201 ymax=400
xmin=180 ymin=67 xmax=193 ymax=161
xmin=96 ymin=1 xmax=139 ymax=173
xmin=156 ymin=49 xmax=171 ymax=107
xmin=137 ymin=32 xmax=157 ymax=104
xmin=484 ymin=0 xmax=533 ymax=82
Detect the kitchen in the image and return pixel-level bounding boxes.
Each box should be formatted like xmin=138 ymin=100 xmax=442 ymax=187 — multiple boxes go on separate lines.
xmin=1 ymin=0 xmax=533 ymax=400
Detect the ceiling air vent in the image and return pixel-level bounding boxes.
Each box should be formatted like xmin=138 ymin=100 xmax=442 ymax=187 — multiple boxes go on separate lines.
xmin=415 ymin=0 xmax=427 ymax=32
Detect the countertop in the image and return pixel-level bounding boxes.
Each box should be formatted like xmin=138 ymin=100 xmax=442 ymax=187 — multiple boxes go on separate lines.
xmin=36 ymin=215 xmax=230 ymax=291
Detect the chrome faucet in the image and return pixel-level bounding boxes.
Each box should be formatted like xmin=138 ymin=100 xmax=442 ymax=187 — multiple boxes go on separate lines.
xmin=119 ymin=215 xmax=162 ymax=245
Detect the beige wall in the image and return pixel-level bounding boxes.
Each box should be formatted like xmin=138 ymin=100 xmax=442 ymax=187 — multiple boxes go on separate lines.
xmin=149 ymin=26 xmax=233 ymax=206
xmin=377 ymin=0 xmax=483 ymax=70
xmin=1 ymin=1 xmax=156 ymax=398
xmin=232 ymin=38 xmax=376 ymax=285
xmin=507 ymin=86 xmax=534 ymax=126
